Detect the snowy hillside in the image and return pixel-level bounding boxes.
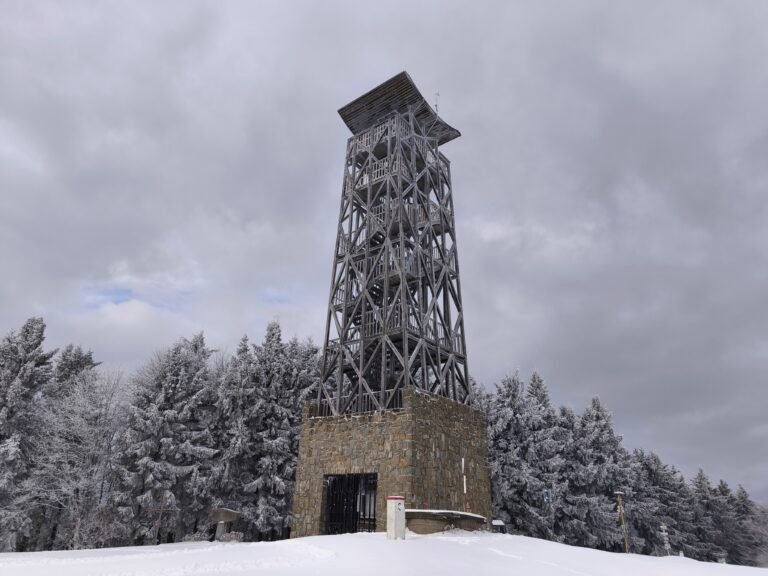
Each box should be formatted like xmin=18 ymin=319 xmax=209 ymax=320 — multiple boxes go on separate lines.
xmin=0 ymin=531 xmax=762 ymax=576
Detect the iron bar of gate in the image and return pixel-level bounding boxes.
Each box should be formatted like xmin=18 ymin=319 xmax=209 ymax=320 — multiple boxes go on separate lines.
xmin=324 ymin=473 xmax=377 ymax=534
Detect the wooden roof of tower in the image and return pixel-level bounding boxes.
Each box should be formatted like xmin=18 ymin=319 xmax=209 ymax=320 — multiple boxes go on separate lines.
xmin=338 ymin=71 xmax=461 ymax=146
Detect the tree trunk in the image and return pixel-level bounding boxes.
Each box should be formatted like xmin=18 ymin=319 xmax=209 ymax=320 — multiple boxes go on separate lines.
xmin=72 ymin=516 xmax=81 ymax=550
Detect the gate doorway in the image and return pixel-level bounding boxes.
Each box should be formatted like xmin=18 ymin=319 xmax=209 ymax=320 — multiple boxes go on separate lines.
xmin=323 ymin=473 xmax=377 ymax=534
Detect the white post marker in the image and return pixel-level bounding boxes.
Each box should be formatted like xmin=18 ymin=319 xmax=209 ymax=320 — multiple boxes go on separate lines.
xmin=386 ymin=496 xmax=406 ymax=540
xmin=462 ymin=458 xmax=468 ymax=512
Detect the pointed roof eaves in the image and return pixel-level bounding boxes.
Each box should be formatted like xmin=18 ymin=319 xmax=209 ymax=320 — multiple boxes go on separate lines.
xmin=338 ymin=71 xmax=461 ymax=146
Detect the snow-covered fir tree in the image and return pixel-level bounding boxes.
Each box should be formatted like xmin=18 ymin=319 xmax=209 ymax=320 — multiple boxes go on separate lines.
xmin=22 ymin=343 xmax=106 ymax=550
xmin=687 ymin=470 xmax=766 ymax=564
xmin=249 ymin=322 xmax=299 ymax=539
xmin=521 ymin=373 xmax=566 ymax=540
xmin=470 ymin=377 xmax=491 ymax=419
xmin=483 ymin=373 xmax=767 ymax=563
xmin=731 ymin=485 xmax=767 ymax=566
xmin=690 ymin=468 xmax=720 ymax=558
xmin=554 ymin=397 xmax=625 ymax=550
xmin=209 ymin=335 xmax=263 ymax=539
xmin=618 ymin=450 xmax=660 ymax=554
xmin=712 ymin=481 xmax=741 ymax=561
xmin=283 ymin=334 xmax=320 ymax=434
xmin=282 ymin=334 xmax=320 ymax=525
xmin=209 ymin=325 xmax=318 ymax=540
xmin=627 ymin=449 xmax=702 ymax=558
xmin=116 ymin=333 xmax=218 ymax=544
xmin=550 ymin=405 xmax=578 ymax=541
xmin=0 ymin=318 xmax=56 ymax=551
xmin=44 ymin=344 xmax=99 ymax=400
xmin=488 ymin=374 xmax=536 ymax=533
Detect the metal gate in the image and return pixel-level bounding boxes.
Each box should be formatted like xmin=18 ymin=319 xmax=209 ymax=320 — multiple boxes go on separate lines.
xmin=323 ymin=473 xmax=377 ymax=534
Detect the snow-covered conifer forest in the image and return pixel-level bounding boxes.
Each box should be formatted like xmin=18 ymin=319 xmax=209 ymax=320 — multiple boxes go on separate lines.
xmin=1 ymin=317 xmax=765 ymax=565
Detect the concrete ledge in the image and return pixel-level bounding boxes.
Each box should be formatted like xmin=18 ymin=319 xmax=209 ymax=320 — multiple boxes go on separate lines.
xmin=405 ymin=509 xmax=487 ymax=534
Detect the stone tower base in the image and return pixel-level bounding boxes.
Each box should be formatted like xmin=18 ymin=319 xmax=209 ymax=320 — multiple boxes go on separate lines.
xmin=291 ymin=388 xmax=492 ymax=538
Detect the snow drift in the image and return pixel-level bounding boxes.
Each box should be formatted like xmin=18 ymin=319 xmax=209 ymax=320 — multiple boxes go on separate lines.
xmin=0 ymin=530 xmax=763 ymax=576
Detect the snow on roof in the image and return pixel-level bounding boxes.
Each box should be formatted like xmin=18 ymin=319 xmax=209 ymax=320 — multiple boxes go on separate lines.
xmin=405 ymin=509 xmax=487 ymax=522
xmin=213 ymin=507 xmax=240 ymax=514
xmin=492 ymin=520 xmax=505 ymax=526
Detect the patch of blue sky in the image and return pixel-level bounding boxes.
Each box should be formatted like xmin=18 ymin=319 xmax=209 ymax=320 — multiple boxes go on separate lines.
xmin=80 ymin=281 xmax=198 ymax=315
xmin=82 ymin=285 xmax=134 ymax=308
xmin=262 ymin=289 xmax=291 ymax=305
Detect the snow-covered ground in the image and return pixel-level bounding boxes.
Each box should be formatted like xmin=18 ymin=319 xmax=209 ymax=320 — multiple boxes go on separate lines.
xmin=0 ymin=530 xmax=763 ymax=576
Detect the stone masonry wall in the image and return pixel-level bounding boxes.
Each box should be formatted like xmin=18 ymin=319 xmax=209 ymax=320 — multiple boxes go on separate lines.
xmin=410 ymin=390 xmax=492 ymax=520
xmin=291 ymin=387 xmax=491 ymax=537
xmin=291 ymin=399 xmax=414 ymax=537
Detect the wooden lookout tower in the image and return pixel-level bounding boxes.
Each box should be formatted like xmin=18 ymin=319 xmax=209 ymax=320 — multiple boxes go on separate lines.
xmin=291 ymin=72 xmax=491 ymax=537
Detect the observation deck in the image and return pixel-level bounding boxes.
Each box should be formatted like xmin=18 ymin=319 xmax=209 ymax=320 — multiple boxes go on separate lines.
xmin=338 ymin=71 xmax=461 ymax=145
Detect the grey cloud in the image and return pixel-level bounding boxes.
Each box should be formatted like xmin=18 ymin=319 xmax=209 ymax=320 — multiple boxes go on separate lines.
xmin=1 ymin=0 xmax=767 ymax=500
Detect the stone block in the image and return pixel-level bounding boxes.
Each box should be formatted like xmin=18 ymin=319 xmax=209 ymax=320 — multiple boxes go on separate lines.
xmin=291 ymin=388 xmax=492 ymax=538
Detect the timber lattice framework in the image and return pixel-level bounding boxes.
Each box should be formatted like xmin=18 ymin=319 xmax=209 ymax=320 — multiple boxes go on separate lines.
xmin=318 ymin=72 xmax=471 ymax=416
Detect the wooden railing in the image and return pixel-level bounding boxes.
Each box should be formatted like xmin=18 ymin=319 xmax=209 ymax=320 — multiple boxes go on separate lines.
xmin=353 ymin=116 xmax=412 ymax=152
xmin=358 ymin=308 xmax=420 ymax=337
xmin=367 ymin=248 xmax=418 ymax=279
xmin=367 ymin=200 xmax=446 ymax=228
xmin=327 ymin=339 xmax=362 ymax=358
xmin=332 ymin=284 xmax=364 ymax=307
xmin=350 ymin=114 xmax=450 ymax=176
xmin=411 ymin=201 xmax=442 ymax=227
xmin=353 ymin=122 xmax=389 ymax=151
xmin=351 ymin=158 xmax=409 ymax=189
xmin=337 ymin=227 xmax=367 ymax=255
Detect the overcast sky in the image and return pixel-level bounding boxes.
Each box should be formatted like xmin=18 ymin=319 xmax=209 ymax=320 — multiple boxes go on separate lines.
xmin=2 ymin=1 xmax=767 ymax=501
